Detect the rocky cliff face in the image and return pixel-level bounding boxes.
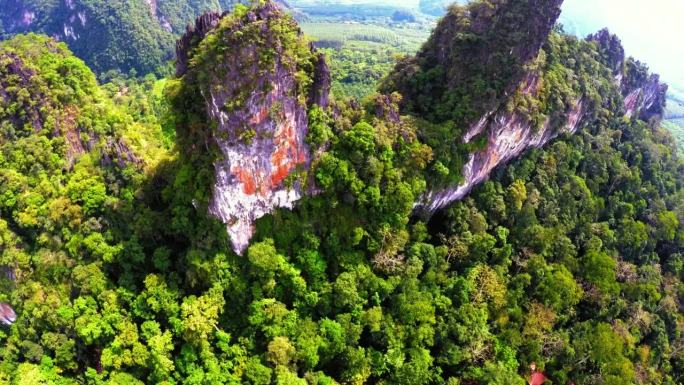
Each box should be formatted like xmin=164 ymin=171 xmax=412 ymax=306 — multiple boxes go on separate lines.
xmin=0 ymin=0 xmax=184 ymax=74
xmin=1 ymin=0 xmax=95 ymax=42
xmin=417 ymin=28 xmax=668 ymax=213
xmin=420 ymin=76 xmax=587 ymax=212
xmin=0 ymin=0 xmax=192 ymax=39
xmin=176 ymin=0 xmax=668 ymax=253
xmin=588 ymin=28 xmax=668 ymax=122
xmin=176 ymin=3 xmax=330 ymax=254
xmin=624 ymin=73 xmax=668 ymax=121
xmin=175 ymin=11 xmax=224 ymax=77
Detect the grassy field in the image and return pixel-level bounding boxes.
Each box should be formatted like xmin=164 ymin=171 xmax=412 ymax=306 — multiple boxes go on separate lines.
xmin=662 ymin=120 xmax=684 ymax=153
xmin=666 ymin=95 xmax=684 ymax=119
xmin=299 ymin=21 xmax=431 ymax=99
xmin=664 ymin=92 xmax=684 ymax=152
xmin=300 ymin=22 xmax=431 ymax=53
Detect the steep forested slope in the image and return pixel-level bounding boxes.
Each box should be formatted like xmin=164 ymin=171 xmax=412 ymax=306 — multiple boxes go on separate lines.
xmin=0 ymin=0 xmax=244 ymax=76
xmin=0 ymin=1 xmax=682 ymax=385
xmin=0 ymin=34 xmax=169 ymax=383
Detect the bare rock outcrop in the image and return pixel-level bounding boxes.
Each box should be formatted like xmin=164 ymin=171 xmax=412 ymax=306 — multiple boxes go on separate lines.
xmin=382 ymin=0 xmax=564 ymax=126
xmin=176 ymin=2 xmax=330 ymax=254
xmin=0 ymin=303 xmax=16 ymax=326
xmin=417 ymin=29 xmax=668 ymax=213
xmin=175 ymin=11 xmax=224 ymax=77
xmin=421 ymin=79 xmax=587 ymax=212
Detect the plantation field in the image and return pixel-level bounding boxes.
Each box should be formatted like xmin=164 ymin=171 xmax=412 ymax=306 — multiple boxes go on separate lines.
xmin=301 ymin=22 xmax=431 ymax=52
xmin=666 ymin=96 xmax=684 ymax=119
xmin=663 ymin=120 xmax=684 ymax=153
xmin=663 ymin=89 xmax=684 ymax=151
xmin=299 ymin=21 xmax=432 ymax=99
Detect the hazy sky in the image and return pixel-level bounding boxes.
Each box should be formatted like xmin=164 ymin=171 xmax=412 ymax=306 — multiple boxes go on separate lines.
xmin=560 ymin=0 xmax=683 ymax=90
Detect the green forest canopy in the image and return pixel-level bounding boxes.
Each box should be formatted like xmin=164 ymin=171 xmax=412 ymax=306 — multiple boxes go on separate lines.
xmin=0 ymin=1 xmax=682 ymax=385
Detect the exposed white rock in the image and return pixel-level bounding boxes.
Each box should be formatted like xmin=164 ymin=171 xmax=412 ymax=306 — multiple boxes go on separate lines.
xmin=463 ymin=111 xmax=493 ymax=144
xmin=159 ymin=15 xmax=172 ymax=32
xmin=63 ymin=24 xmax=77 ymax=40
xmin=145 ymin=0 xmax=157 ymax=16
xmin=205 ymin=60 xmax=311 ymax=255
xmin=624 ymin=88 xmax=641 ymax=118
xmin=77 ymin=11 xmax=86 ymax=26
xmin=210 ymin=158 xmax=303 ymax=253
xmin=22 ymin=10 xmax=34 ymax=26
xmin=0 ymin=303 xmax=16 ymax=326
xmin=623 ymin=75 xmax=667 ymax=121
xmin=175 ymin=4 xmax=334 ymax=255
xmin=416 ymin=73 xmax=585 ymax=213
xmin=418 ymin=70 xmax=587 ymax=213
xmin=420 ymin=54 xmax=667 ymax=214
xmin=421 ymin=99 xmax=586 ymax=212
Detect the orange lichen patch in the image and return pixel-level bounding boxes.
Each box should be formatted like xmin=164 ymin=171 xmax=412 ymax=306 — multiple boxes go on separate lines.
xmin=487 ymin=150 xmax=500 ymax=169
xmin=271 ymin=163 xmax=292 ymax=186
xmin=250 ymin=107 xmax=269 ymax=125
xmin=232 ymin=166 xmax=258 ymax=195
xmin=229 ymin=100 xmax=309 ymax=197
xmin=269 ymin=120 xmax=306 ymax=186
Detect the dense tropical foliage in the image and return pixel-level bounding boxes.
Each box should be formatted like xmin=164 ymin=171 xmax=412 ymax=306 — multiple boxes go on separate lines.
xmin=0 ymin=0 xmax=245 ymax=76
xmin=0 ymin=1 xmax=682 ymax=385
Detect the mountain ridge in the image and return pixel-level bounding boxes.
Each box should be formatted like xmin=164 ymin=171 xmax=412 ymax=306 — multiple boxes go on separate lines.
xmin=0 ymin=1 xmax=682 ymax=384
xmin=169 ymin=0 xmax=670 ymax=258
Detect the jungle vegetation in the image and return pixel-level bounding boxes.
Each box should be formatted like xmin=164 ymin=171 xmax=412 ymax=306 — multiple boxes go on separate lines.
xmin=0 ymin=1 xmax=682 ymax=385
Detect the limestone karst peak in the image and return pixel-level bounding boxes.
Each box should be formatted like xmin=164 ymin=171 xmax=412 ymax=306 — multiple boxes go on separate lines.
xmin=172 ymin=1 xmax=330 ymax=254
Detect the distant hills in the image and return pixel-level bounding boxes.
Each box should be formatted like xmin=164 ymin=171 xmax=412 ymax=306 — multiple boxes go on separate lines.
xmin=0 ymin=0 xmax=242 ymax=76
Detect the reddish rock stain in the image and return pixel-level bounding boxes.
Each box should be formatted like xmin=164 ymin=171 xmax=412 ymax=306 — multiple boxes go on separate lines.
xmin=232 ymin=166 xmax=258 ymax=195
xmin=250 ymin=107 xmax=269 ymax=125
xmin=231 ymin=119 xmax=305 ymax=196
xmin=270 ymin=120 xmax=304 ymax=187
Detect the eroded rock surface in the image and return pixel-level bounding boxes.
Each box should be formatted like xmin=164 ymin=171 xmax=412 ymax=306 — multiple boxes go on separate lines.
xmin=418 ymin=30 xmax=668 ymax=214
xmin=175 ymin=11 xmax=224 ymax=77
xmin=177 ymin=3 xmax=329 ymax=254
xmin=624 ymin=74 xmax=668 ymax=121
xmin=0 ymin=303 xmax=16 ymax=326
xmin=418 ymin=73 xmax=587 ymax=212
xmin=206 ymin=59 xmax=314 ymax=254
xmin=591 ymin=29 xmax=670 ymax=121
xmin=177 ymin=1 xmax=667 ymax=253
